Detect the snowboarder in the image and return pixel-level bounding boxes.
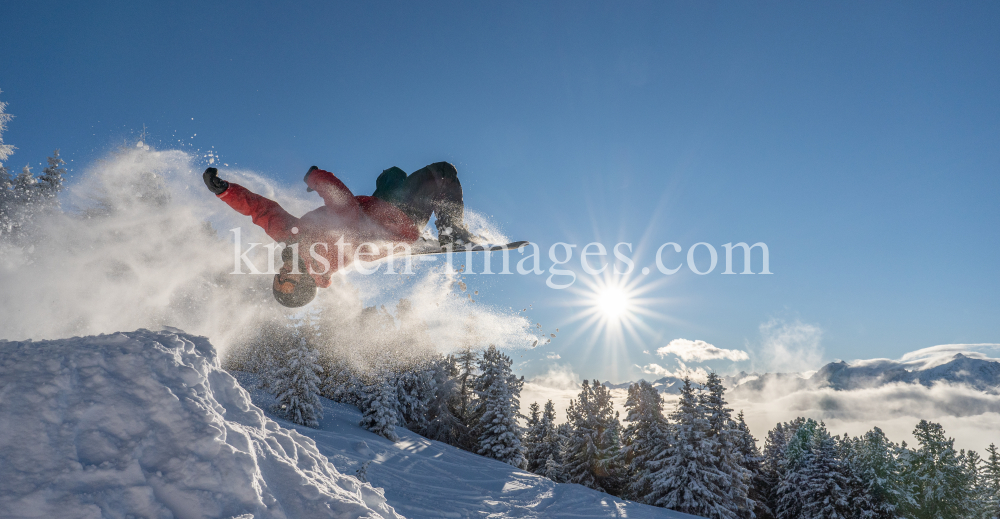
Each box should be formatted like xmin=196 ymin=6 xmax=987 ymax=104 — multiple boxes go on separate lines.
xmin=203 ymin=163 xmax=482 ymax=308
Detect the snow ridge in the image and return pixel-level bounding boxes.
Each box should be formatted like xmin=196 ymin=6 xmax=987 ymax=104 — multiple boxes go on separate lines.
xmin=0 ymin=328 xmax=401 ymax=519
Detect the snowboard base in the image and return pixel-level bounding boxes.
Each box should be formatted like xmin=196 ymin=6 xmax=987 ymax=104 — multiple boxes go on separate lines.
xmin=407 ymin=240 xmax=530 ymax=257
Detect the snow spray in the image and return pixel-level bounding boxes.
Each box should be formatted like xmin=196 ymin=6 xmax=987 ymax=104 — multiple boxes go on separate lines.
xmin=0 ymin=147 xmax=537 ymax=371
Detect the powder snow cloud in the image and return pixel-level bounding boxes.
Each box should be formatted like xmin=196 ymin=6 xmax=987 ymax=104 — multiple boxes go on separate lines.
xmin=750 ymin=318 xmax=825 ymax=373
xmin=0 ymin=148 xmax=537 ymax=363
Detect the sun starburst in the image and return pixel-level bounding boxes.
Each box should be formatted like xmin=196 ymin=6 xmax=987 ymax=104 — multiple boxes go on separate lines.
xmin=557 ymin=267 xmax=672 ymax=376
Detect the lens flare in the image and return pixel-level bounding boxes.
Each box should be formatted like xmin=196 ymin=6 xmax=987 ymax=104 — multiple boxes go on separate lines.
xmin=595 ymin=284 xmax=630 ymax=320
xmin=559 ymin=267 xmax=674 ymax=378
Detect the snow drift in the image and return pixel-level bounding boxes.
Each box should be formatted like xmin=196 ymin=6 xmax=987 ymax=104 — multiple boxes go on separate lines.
xmin=0 ymin=328 xmax=401 ymax=519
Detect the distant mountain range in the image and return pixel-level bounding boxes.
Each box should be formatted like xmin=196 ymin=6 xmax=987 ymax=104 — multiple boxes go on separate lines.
xmin=607 ymin=353 xmax=1000 ymax=397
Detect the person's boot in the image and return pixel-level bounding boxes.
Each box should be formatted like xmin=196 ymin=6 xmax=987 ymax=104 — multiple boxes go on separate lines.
xmin=437 ymin=223 xmax=484 ymax=250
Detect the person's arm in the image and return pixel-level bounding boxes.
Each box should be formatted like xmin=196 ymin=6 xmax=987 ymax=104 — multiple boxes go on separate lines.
xmin=204 ymin=168 xmax=298 ymax=242
xmin=304 ymin=166 xmax=360 ymax=213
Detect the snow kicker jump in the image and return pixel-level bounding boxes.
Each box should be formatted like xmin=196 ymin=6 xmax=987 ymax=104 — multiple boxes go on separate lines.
xmin=204 ymin=163 xmax=525 ymax=308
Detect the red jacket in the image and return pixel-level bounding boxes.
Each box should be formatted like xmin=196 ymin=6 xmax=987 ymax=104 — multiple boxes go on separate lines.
xmin=218 ymin=168 xmax=419 ymax=287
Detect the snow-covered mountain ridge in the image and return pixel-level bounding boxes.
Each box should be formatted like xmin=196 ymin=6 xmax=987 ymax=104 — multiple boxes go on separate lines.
xmin=734 ymin=352 xmax=1000 ymax=395
xmin=607 ymin=350 xmax=1000 ymax=395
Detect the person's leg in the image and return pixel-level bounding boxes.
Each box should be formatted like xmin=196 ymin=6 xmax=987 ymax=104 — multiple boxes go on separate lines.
xmin=393 ymin=162 xmax=468 ymax=237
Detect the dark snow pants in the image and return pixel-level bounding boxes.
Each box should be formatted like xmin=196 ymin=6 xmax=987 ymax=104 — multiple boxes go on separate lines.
xmin=371 ymin=162 xmax=466 ymax=234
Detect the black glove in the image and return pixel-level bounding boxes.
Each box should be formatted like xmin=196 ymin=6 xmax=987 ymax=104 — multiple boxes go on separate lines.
xmin=203 ymin=167 xmax=229 ymax=195
xmin=304 ymin=165 xmax=319 ymax=192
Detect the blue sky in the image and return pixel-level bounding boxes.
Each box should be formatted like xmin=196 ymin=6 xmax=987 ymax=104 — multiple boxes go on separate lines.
xmin=2 ymin=1 xmax=998 ymax=382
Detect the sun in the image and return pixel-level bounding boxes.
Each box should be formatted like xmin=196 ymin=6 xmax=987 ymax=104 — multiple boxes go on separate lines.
xmin=551 ymin=236 xmax=683 ymax=376
xmin=561 ymin=269 xmax=668 ymax=353
xmin=595 ymin=284 xmax=631 ymax=320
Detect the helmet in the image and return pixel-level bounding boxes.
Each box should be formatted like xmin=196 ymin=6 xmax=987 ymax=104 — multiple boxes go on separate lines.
xmin=272 ymin=249 xmax=317 ymax=308
xmin=272 ymin=272 xmax=317 ymax=308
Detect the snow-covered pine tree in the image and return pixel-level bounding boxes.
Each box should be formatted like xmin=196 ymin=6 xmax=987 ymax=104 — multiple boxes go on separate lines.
xmin=603 ymin=411 xmax=626 ymax=497
xmin=798 ymin=422 xmax=849 ymax=519
xmin=0 ymin=90 xmax=14 ymax=165
xmin=0 ymin=168 xmax=14 ymax=239
xmin=561 ymin=380 xmax=597 ymax=489
xmin=396 ymin=367 xmax=432 ymax=432
xmin=621 ymin=380 xmax=671 ymax=503
xmin=358 ymin=372 xmax=400 ymax=442
xmin=964 ymin=449 xmax=987 ymax=519
xmin=38 ymin=150 xmax=65 ymax=201
xmin=775 ymin=418 xmax=820 ymax=519
xmin=421 ymin=357 xmax=466 ymax=446
xmin=474 ymin=345 xmax=525 ymax=467
xmin=225 ymin=316 xmax=295 ymax=374
xmin=0 ymin=164 xmax=38 ymax=241
xmin=544 ymin=453 xmax=566 ymax=482
xmin=451 ymin=346 xmax=480 ymax=450
xmin=762 ymin=421 xmax=791 ymax=516
xmin=546 ymin=422 xmax=574 ymax=482
xmin=562 ymin=380 xmax=623 ymax=493
xmin=524 ymin=402 xmax=544 ymax=472
xmin=837 ymin=434 xmax=861 ymax=510
xmin=320 ymin=359 xmax=361 ymax=406
xmin=701 ymin=373 xmax=753 ymax=518
xmin=531 ymin=400 xmax=561 ymax=477
xmin=0 ymin=91 xmax=14 ymax=239
xmin=656 ymin=377 xmax=726 ymax=517
xmin=844 ymin=427 xmax=909 ymax=519
xmin=271 ymin=338 xmax=324 ymax=428
xmin=0 ymin=94 xmax=62 ymax=243
xmin=526 ymin=401 xmax=541 ymax=428
xmin=734 ymin=410 xmax=767 ymax=519
xmin=762 ymin=417 xmax=806 ymax=519
xmin=900 ymin=420 xmax=975 ymax=519
xmin=982 ymin=444 xmax=1000 ymax=519
xmin=14 ymin=165 xmax=37 ymax=205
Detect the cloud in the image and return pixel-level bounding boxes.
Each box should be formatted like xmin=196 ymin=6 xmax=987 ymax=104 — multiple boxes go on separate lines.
xmin=728 ymin=379 xmax=1000 ymax=453
xmin=546 ymin=353 xmax=561 ymax=360
xmin=637 ymin=362 xmax=709 ymax=383
xmin=521 ymin=365 xmax=629 ymax=424
xmin=640 ymin=363 xmax=673 ymax=377
xmin=657 ymin=339 xmax=749 ymax=363
xmin=844 ymin=344 xmax=1000 ymax=372
xmin=522 ymin=339 xmax=1000 ymax=453
xmin=725 ymin=337 xmax=1000 ymax=453
xmin=523 ymin=362 xmax=1000 ymax=452
xmin=751 ymin=319 xmax=824 ymax=373
xmin=527 ymin=364 xmax=581 ymax=390
xmin=898 ymin=343 xmax=1000 ymax=370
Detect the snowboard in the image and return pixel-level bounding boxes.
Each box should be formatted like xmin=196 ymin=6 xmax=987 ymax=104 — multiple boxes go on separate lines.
xmin=373 ymin=239 xmax=531 ymax=263
xmin=408 ymin=240 xmax=530 ymax=256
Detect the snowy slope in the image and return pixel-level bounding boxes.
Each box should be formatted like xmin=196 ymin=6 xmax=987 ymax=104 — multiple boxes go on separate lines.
xmin=0 ymin=329 xmax=400 ymax=519
xmin=234 ymin=373 xmax=697 ymax=519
